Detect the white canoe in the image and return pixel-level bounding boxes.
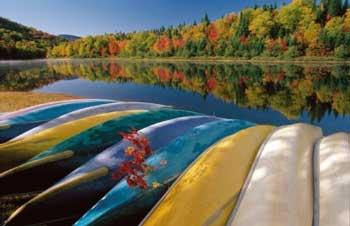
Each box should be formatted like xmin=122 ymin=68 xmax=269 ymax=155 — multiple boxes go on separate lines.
xmin=227 ymin=123 xmax=322 ymax=226
xmin=313 ymin=132 xmax=350 ymax=226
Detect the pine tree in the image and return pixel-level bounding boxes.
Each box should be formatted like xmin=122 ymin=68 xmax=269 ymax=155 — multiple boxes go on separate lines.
xmin=237 ymin=12 xmax=250 ymax=37
xmin=328 ymin=0 xmax=343 ymax=16
xmin=201 ymin=13 xmax=210 ymax=26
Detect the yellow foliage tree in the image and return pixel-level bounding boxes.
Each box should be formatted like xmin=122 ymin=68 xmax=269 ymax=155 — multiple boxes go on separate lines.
xmin=249 ymin=9 xmax=275 ymax=38
xmin=343 ymin=9 xmax=350 ymax=32
xmin=304 ymin=22 xmax=321 ymax=45
xmin=325 ymin=17 xmax=344 ymax=36
xmin=277 ymin=0 xmax=315 ymax=33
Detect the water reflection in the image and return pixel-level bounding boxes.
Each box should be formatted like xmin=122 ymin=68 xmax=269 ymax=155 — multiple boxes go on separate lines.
xmin=1 ymin=60 xmax=349 ymax=123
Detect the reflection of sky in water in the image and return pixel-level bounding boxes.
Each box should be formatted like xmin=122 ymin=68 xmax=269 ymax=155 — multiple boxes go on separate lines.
xmin=35 ymin=78 xmax=350 ymax=135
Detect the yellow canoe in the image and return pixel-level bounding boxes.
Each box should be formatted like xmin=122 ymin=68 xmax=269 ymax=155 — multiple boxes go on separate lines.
xmin=140 ymin=125 xmax=274 ymax=226
xmin=0 ymin=110 xmax=144 ymax=172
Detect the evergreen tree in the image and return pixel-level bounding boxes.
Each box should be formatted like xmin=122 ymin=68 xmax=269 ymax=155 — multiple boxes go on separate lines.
xmin=328 ymin=0 xmax=343 ymax=16
xmin=237 ymin=12 xmax=250 ymax=37
xmin=201 ymin=13 xmax=210 ymax=26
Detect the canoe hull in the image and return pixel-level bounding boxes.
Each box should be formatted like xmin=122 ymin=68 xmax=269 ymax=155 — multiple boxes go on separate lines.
xmin=228 ymin=123 xmax=322 ymax=226
xmin=0 ymin=109 xmax=196 ymax=195
xmin=140 ymin=125 xmax=274 ymax=226
xmin=11 ymin=102 xmax=164 ymax=141
xmin=3 ymin=115 xmax=218 ymax=226
xmin=75 ymin=119 xmax=255 ymax=226
xmin=313 ymin=133 xmax=350 ymax=226
xmin=0 ymin=110 xmax=141 ymax=173
xmin=0 ymin=99 xmax=114 ymax=142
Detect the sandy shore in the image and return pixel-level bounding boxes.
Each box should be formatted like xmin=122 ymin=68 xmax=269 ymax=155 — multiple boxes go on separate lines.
xmin=0 ymin=92 xmax=80 ymax=112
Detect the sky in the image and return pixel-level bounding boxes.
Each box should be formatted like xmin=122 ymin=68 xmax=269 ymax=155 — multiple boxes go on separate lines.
xmin=0 ymin=0 xmax=290 ymax=37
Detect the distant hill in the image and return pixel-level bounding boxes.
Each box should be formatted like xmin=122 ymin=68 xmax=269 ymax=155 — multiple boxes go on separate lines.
xmin=0 ymin=17 xmax=64 ymax=59
xmin=59 ymin=34 xmax=80 ymax=41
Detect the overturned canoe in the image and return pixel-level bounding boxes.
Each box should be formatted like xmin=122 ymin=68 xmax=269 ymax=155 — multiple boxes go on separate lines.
xmin=0 ymin=108 xmax=196 ymax=195
xmin=74 ymin=119 xmax=255 ymax=226
xmin=0 ymin=99 xmax=114 ymax=142
xmin=313 ymin=133 xmax=350 ymax=226
xmin=0 ymin=110 xmax=144 ymax=173
xmin=140 ymin=125 xmax=273 ymax=226
xmin=11 ymin=102 xmax=165 ymax=141
xmin=0 ymin=99 xmax=88 ymax=121
xmin=227 ymin=123 xmax=322 ymax=226
xmin=4 ymin=115 xmax=218 ymax=226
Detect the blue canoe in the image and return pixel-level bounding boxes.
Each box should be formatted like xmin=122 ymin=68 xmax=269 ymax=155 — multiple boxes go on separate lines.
xmin=4 ymin=115 xmax=219 ymax=226
xmin=0 ymin=99 xmax=90 ymax=121
xmin=11 ymin=102 xmax=165 ymax=141
xmin=0 ymin=108 xmax=196 ymax=195
xmin=0 ymin=99 xmax=115 ymax=142
xmin=74 ymin=119 xmax=253 ymax=226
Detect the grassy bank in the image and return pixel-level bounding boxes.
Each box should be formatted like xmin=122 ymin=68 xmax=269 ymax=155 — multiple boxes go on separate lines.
xmin=0 ymin=92 xmax=80 ymax=112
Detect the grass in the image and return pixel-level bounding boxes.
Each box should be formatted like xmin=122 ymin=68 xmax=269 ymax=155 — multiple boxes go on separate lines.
xmin=0 ymin=92 xmax=80 ymax=112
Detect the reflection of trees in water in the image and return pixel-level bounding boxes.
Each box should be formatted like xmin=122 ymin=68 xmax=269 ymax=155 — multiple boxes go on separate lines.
xmin=0 ymin=64 xmax=72 ymax=91
xmin=2 ymin=60 xmax=350 ymax=121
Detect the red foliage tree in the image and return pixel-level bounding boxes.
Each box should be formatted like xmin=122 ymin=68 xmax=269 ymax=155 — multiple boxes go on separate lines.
xmin=108 ymin=37 xmax=120 ymax=56
xmin=153 ymin=36 xmax=172 ymax=53
xmin=172 ymin=38 xmax=185 ymax=49
xmin=207 ymin=24 xmax=219 ymax=42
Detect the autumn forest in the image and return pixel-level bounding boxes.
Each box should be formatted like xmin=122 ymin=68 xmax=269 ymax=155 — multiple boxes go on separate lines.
xmin=1 ymin=0 xmax=350 ymax=60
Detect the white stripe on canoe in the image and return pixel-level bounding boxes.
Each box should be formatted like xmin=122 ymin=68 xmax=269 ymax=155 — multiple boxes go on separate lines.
xmin=10 ymin=102 xmax=166 ymax=141
xmin=227 ymin=123 xmax=322 ymax=226
xmin=313 ymin=132 xmax=350 ymax=226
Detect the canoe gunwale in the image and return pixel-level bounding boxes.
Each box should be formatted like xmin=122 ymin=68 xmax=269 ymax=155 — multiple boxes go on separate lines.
xmin=225 ymin=125 xmax=279 ymax=226
xmin=312 ymin=137 xmax=322 ymax=226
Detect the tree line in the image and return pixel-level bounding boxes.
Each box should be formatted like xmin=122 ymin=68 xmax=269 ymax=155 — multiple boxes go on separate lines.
xmin=48 ymin=0 xmax=350 ymax=59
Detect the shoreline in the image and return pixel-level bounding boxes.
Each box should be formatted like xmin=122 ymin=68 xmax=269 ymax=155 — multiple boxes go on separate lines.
xmin=1 ymin=56 xmax=350 ymax=65
xmin=112 ymin=56 xmax=350 ymax=65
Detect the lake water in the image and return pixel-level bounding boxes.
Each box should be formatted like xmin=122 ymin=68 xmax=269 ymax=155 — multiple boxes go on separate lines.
xmin=1 ymin=59 xmax=350 ymax=135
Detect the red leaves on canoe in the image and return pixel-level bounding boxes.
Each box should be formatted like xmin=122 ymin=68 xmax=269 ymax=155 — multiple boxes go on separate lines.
xmin=112 ymin=129 xmax=153 ymax=189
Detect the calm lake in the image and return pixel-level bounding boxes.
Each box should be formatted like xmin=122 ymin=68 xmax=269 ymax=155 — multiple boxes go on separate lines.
xmin=1 ymin=59 xmax=350 ymax=135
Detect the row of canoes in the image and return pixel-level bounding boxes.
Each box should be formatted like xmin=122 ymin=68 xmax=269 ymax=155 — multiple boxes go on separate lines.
xmin=0 ymin=99 xmax=348 ymax=226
